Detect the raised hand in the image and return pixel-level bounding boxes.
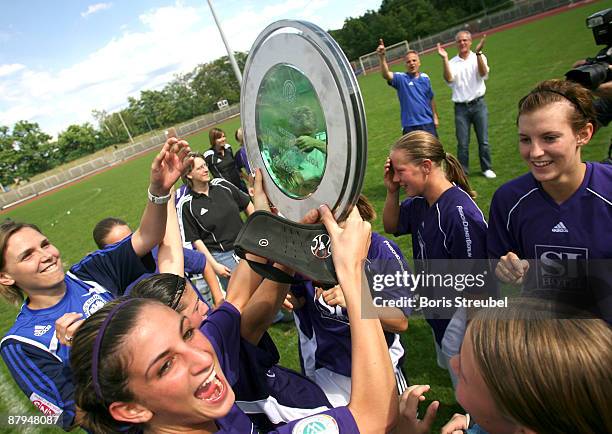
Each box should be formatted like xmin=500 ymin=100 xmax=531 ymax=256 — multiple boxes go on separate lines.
xmin=377 ymin=38 xmax=386 ymax=56
xmin=149 ymin=137 xmax=192 ymax=195
xmin=318 ymin=205 xmax=370 ymax=277
xmin=384 ymin=157 xmax=399 ymax=194
xmin=437 ymin=42 xmax=448 ymax=59
xmin=475 ymin=34 xmax=487 ymax=52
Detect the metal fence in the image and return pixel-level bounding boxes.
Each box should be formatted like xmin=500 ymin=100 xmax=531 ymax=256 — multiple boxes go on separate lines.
xmin=0 ymin=105 xmax=240 ymax=210
xmin=352 ymin=0 xmax=581 ymax=74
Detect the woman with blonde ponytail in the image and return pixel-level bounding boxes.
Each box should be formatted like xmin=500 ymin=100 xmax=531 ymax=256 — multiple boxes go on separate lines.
xmin=383 ymin=130 xmax=492 ymax=386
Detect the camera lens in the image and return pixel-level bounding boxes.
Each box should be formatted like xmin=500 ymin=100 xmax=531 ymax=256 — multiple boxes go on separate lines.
xmin=565 ymin=62 xmax=610 ymax=90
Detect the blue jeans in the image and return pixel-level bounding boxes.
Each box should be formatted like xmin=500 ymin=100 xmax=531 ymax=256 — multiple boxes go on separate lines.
xmin=212 ymin=250 xmax=240 ymax=290
xmin=454 ymin=98 xmax=492 ymax=174
xmin=403 ymin=122 xmax=438 ymax=137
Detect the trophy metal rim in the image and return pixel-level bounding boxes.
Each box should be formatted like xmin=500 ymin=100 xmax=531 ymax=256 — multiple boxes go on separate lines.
xmin=241 ymin=19 xmax=367 ymax=222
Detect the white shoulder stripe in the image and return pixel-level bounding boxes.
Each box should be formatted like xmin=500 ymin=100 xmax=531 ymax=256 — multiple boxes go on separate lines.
xmin=235 ymin=397 xmax=329 ymax=424
xmin=0 ymin=335 xmax=62 ymax=363
xmin=436 ymin=203 xmax=449 ymax=253
xmin=203 ymin=149 xmax=214 ymax=157
xmin=506 ymin=188 xmax=539 ymax=231
xmin=456 ymin=188 xmax=488 ymax=227
xmin=211 ymin=178 xmax=233 ymax=193
xmin=586 ymin=188 xmax=612 ymax=206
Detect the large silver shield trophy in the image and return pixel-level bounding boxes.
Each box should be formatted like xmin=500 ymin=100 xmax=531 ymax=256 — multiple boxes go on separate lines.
xmin=241 ymin=20 xmax=367 ymax=220
xmin=235 ymin=20 xmax=367 ymax=284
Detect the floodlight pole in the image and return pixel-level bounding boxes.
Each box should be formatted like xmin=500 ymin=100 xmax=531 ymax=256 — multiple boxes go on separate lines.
xmin=207 ymin=0 xmax=243 ymax=85
xmin=117 ymin=111 xmax=134 ymax=144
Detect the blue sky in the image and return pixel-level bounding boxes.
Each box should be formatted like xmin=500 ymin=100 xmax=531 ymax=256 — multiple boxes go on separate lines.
xmin=0 ymin=0 xmax=382 ymax=136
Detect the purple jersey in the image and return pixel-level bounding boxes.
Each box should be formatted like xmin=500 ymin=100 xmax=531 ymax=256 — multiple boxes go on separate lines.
xmin=395 ymin=185 xmax=490 ymax=343
xmin=396 ymin=185 xmax=488 ymax=261
xmin=292 ymin=232 xmax=410 ymax=378
xmin=235 ymin=146 xmax=251 ymax=174
xmin=271 ymin=406 xmax=359 ymax=433
xmin=201 ymin=303 xmax=330 ymax=432
xmin=488 ymin=162 xmax=612 ymax=318
xmin=234 ymin=332 xmax=331 ymax=430
xmin=200 ymin=302 xmax=256 ymax=433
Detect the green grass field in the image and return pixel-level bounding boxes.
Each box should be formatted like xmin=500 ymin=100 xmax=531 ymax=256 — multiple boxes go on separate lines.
xmin=0 ymin=2 xmax=610 ymax=432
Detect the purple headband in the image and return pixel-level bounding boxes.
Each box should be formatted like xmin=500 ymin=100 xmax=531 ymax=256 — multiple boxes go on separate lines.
xmin=92 ymin=298 xmax=137 ymax=402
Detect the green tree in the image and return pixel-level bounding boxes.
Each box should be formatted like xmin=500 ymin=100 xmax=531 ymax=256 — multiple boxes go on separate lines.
xmin=0 ymin=121 xmax=52 ymax=185
xmin=191 ymin=52 xmax=247 ymax=113
xmin=165 ymin=72 xmax=197 ymax=123
xmin=57 ymin=123 xmax=98 ymax=161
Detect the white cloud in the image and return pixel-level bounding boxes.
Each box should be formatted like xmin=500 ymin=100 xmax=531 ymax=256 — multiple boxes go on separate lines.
xmin=81 ymin=2 xmax=113 ymax=18
xmin=0 ymin=0 xmax=380 ymax=135
xmin=0 ymin=63 xmax=25 ymax=77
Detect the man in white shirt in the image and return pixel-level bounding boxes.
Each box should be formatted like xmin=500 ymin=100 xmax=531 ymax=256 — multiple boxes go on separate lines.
xmin=437 ymin=31 xmax=496 ymax=179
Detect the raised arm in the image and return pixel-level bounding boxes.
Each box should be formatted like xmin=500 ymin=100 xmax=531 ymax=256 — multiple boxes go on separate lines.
xmin=320 ymin=205 xmax=398 ymax=432
xmin=437 ymin=43 xmax=453 ymax=83
xmin=475 ymin=35 xmax=489 ymax=77
xmin=377 ymin=39 xmax=394 ymax=81
xmin=156 ymin=191 xmax=185 ymax=276
xmin=131 ymin=138 xmax=192 ymax=257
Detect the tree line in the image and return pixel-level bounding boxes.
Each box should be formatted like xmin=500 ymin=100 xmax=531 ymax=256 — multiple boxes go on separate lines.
xmin=0 ymin=52 xmax=247 ymax=188
xmin=330 ymin=0 xmax=510 ymax=60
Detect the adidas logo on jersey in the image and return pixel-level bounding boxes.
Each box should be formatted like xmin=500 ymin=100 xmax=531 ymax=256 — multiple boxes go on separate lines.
xmin=34 ymin=325 xmax=52 ymax=336
xmin=551 ymin=222 xmax=569 ymax=233
xmin=200 ymin=208 xmax=208 ymax=215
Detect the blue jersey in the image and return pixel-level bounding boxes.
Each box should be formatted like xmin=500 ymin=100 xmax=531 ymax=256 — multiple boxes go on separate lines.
xmin=292 ymin=232 xmax=411 ymax=378
xmin=0 ymin=236 xmax=153 ymax=430
xmin=395 ymin=186 xmax=490 ymax=343
xmin=389 ymin=72 xmax=434 ymax=128
xmin=488 ymin=162 xmax=612 ymax=318
xmin=125 ymin=245 xmax=206 ymax=293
